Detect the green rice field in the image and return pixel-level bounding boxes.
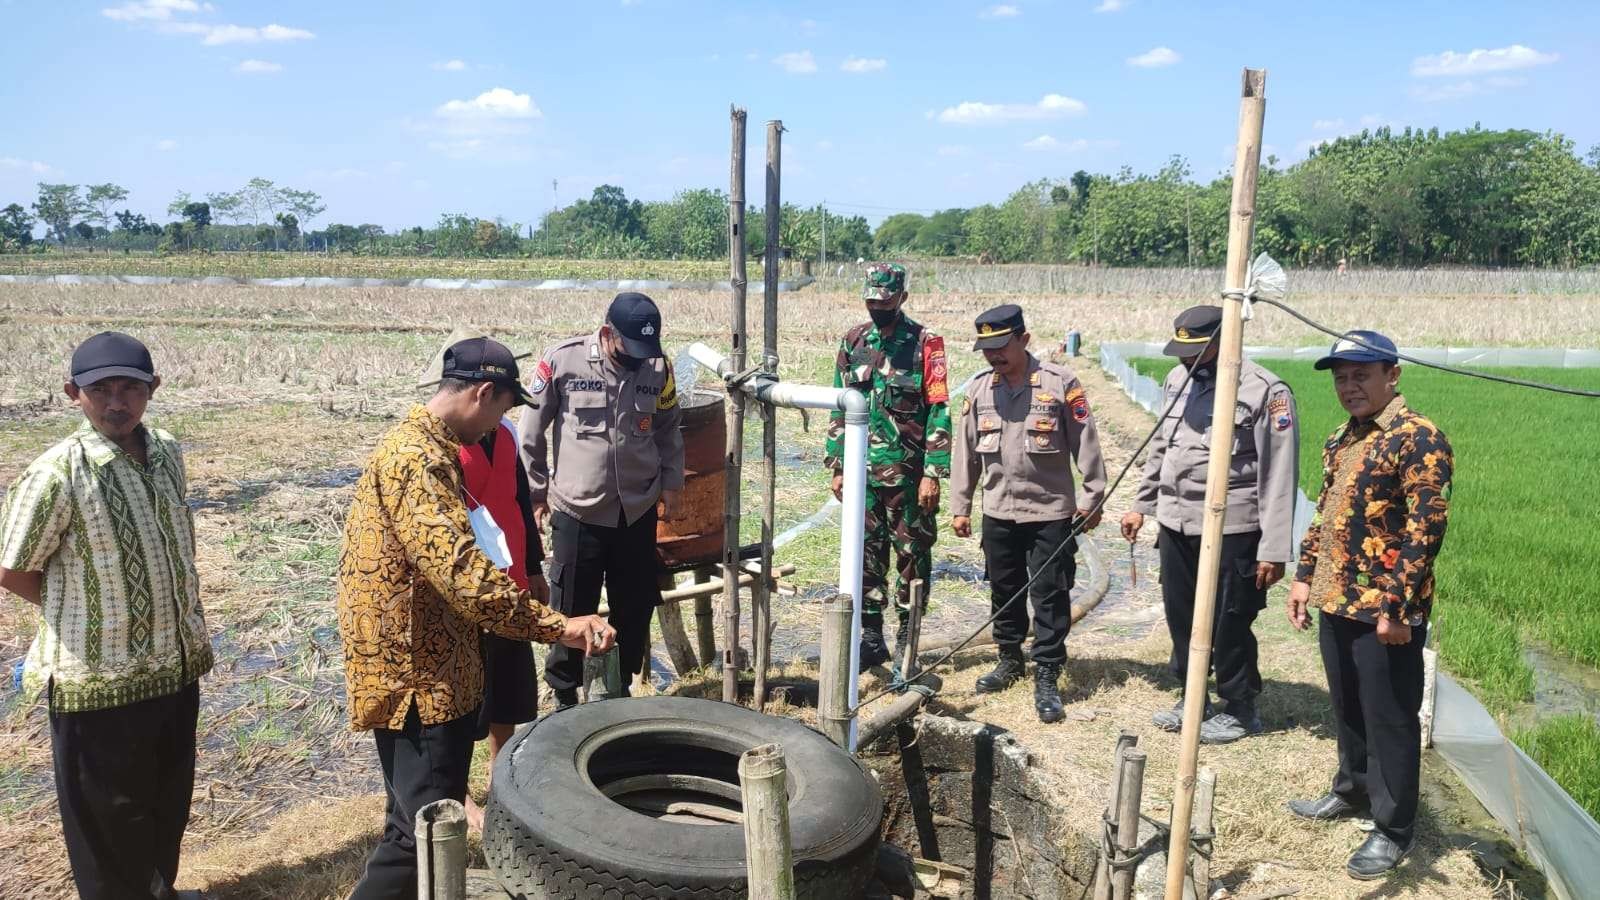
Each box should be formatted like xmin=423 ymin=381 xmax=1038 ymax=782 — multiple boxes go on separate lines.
xmin=1132 ymin=356 xmax=1600 ymax=819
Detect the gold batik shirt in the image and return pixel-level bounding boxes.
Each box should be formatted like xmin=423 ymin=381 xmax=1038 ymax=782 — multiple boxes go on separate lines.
xmin=1296 ymin=395 xmax=1452 ymax=626
xmin=337 ymin=405 xmax=566 ymax=731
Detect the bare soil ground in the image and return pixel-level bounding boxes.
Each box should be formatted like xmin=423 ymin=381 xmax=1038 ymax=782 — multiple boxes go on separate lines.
xmin=0 ymin=282 xmax=1577 ymax=898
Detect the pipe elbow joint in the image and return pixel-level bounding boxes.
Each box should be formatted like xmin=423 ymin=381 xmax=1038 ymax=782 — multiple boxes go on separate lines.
xmin=840 ymin=387 xmax=869 ymax=424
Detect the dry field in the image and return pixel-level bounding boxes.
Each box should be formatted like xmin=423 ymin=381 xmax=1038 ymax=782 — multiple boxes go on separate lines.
xmin=1 ymin=279 xmax=1589 ymax=898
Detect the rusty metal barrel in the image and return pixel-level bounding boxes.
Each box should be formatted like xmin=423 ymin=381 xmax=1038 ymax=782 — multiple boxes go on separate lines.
xmin=656 ymin=389 xmax=726 ymax=570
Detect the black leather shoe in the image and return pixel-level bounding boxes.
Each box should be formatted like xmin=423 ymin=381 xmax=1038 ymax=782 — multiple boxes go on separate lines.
xmin=975 ymin=647 xmax=1026 ymax=694
xmin=1034 ymin=663 xmax=1065 ymax=724
xmin=1287 ymin=792 xmax=1365 ymax=821
xmin=1346 ymin=831 xmax=1413 ymax=880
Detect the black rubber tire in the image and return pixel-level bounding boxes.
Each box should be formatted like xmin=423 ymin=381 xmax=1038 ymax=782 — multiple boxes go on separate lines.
xmin=484 ymin=695 xmax=882 ymax=899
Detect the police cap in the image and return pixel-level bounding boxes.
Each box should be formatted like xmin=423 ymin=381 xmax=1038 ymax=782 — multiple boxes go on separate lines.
xmin=1162 ymin=305 xmax=1222 ymax=358
xmin=973 ymin=304 xmax=1025 ymax=350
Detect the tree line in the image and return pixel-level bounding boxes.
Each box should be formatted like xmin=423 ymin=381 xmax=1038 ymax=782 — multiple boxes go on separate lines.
xmin=5 ymin=126 xmax=1598 ymax=267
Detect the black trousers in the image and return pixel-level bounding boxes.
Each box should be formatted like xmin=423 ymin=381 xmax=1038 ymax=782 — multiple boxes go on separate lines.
xmin=544 ymin=507 xmax=662 ymax=694
xmin=1157 ymin=527 xmax=1266 ymax=707
xmin=349 ymin=705 xmax=479 ymax=900
xmin=49 ymin=680 xmax=199 ymax=900
xmin=1320 ymin=612 xmax=1427 ymax=847
xmin=982 ymin=516 xmax=1077 ymax=665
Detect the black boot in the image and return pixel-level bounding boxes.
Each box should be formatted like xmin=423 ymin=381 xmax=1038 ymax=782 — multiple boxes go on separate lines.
xmin=1034 ymin=663 xmax=1065 ymax=723
xmin=974 ymin=646 xmax=1026 ymax=694
xmin=858 ymin=613 xmax=890 ymax=673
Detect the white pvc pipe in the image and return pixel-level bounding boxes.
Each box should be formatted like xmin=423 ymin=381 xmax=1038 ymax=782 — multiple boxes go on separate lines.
xmin=686 ymin=341 xmax=868 ymax=748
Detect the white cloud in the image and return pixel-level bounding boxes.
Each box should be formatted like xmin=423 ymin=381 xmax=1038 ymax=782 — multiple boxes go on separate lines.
xmin=432 ymin=59 xmax=467 ymax=72
xmin=234 ymin=59 xmax=282 ymax=74
xmin=1127 ymin=46 xmax=1180 ymax=68
xmin=435 ymin=87 xmax=541 ymax=119
xmin=936 ymin=93 xmax=1087 ymax=125
xmin=1023 ymin=135 xmax=1062 ymax=150
xmin=1022 ymin=135 xmax=1107 ymax=152
xmin=1094 ymin=0 xmax=1128 ymax=12
xmin=1411 ymin=44 xmax=1558 ymax=78
xmin=936 ymin=145 xmax=972 ymax=157
xmin=101 ymin=0 xmax=211 ymax=22
xmin=156 ymin=138 xmax=179 ymax=151
xmin=772 ymin=50 xmax=817 ymax=75
xmin=840 ymin=56 xmax=887 ymax=74
xmin=0 ymin=157 xmax=56 ymax=175
xmin=1410 ymin=77 xmax=1528 ymax=102
xmin=1311 ymin=118 xmax=1344 ymax=131
xmin=166 ymin=21 xmax=314 ymax=44
xmin=980 ymin=4 xmax=1020 ymax=18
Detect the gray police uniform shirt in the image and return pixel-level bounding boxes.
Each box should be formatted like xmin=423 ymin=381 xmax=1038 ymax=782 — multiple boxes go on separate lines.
xmin=517 ymin=331 xmax=685 ymax=528
xmin=1131 ymin=358 xmax=1299 ymax=563
xmin=951 ymin=355 xmax=1108 ymax=524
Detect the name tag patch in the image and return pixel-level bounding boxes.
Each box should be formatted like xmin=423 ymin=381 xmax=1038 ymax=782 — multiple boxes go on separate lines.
xmin=569 ymin=379 xmax=604 ymax=392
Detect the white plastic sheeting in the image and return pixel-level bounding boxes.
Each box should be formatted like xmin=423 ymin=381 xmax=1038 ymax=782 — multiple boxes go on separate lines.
xmin=1433 ymin=674 xmax=1600 ymax=900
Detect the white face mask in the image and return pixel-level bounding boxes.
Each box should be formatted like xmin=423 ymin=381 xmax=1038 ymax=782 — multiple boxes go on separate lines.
xmin=464 ymin=491 xmax=513 ymax=571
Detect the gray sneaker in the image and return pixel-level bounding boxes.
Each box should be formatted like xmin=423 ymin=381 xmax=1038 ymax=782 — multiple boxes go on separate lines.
xmin=1151 ymin=697 xmax=1216 ymax=732
xmin=1198 ymin=709 xmax=1264 ymax=744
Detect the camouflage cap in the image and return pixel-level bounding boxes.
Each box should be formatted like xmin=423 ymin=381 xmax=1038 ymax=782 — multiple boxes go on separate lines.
xmin=862 ymin=262 xmax=908 ymax=300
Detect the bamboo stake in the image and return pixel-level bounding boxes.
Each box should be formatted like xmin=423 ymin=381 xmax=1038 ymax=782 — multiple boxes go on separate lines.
xmin=656 ymin=572 xmax=701 ymax=677
xmin=818 ymin=594 xmax=854 ymax=747
xmin=694 ymin=566 xmax=717 ymax=668
xmin=1164 ymin=68 xmax=1266 ymax=900
xmin=1192 ymin=768 xmax=1217 ymax=900
xmin=415 ymin=799 xmax=467 ymax=900
xmin=722 ymin=106 xmax=749 ymax=704
xmin=739 ymin=744 xmax=796 ymax=900
xmin=901 ymin=578 xmax=926 ymax=679
xmin=1112 ymin=748 xmax=1147 ymax=900
xmin=755 ymin=119 xmax=783 ymax=711
xmin=1093 ymin=731 xmax=1139 ymax=900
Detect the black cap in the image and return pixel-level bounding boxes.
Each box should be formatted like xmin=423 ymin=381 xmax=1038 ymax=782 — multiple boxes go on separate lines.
xmin=973 ymin=304 xmax=1025 ymax=350
xmin=71 ymin=331 xmax=155 ymax=386
xmin=1162 ymin=305 xmax=1222 ymax=358
xmin=606 ymin=292 xmax=665 ymax=359
xmin=1314 ymin=330 xmax=1399 ymax=370
xmin=441 ymin=337 xmax=536 ymax=407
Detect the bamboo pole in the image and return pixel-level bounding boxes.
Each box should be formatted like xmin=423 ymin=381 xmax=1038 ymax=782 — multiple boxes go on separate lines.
xmin=601 ymin=565 xmax=796 ymax=613
xmin=1192 ymin=768 xmax=1217 ymax=900
xmin=1093 ymin=732 xmax=1139 ymax=900
xmin=755 ymin=119 xmax=783 ymax=711
xmin=722 ymin=106 xmax=749 ymax=704
xmin=694 ymin=566 xmax=717 ymax=668
xmin=1163 ymin=68 xmax=1266 ymax=900
xmin=415 ymin=799 xmax=467 ymax=900
xmin=818 ymin=593 xmax=854 ymax=748
xmin=656 ymin=572 xmax=701 ymax=677
xmin=739 ymin=744 xmax=796 ymax=900
xmin=1112 ymin=748 xmax=1147 ymax=900
xmin=901 ymin=578 xmax=926 ymax=679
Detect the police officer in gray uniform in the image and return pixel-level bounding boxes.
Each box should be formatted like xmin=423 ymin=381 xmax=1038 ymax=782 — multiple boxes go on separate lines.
xmin=519 ymin=292 xmax=685 ymax=708
xmin=1121 ymin=305 xmax=1299 ymax=743
xmin=951 ymin=304 xmax=1107 ymax=723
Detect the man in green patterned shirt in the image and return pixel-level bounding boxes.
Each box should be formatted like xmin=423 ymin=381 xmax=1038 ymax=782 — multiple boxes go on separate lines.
xmin=825 ymin=263 xmax=952 ymax=670
xmin=0 ymin=332 xmax=210 ymax=900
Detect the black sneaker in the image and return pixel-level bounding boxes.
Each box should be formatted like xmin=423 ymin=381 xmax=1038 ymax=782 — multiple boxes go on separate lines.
xmin=1151 ymin=696 xmax=1216 ymax=732
xmin=974 ymin=647 xmax=1026 ymax=693
xmin=1034 ymin=663 xmax=1065 ymax=724
xmin=1199 ymin=705 xmax=1264 ymax=744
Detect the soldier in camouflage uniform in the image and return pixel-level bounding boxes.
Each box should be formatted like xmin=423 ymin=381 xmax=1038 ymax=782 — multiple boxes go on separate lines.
xmin=825 ymin=263 xmax=952 ymax=671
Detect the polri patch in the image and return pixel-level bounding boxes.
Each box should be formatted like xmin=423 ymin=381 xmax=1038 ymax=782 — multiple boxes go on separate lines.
xmin=1268 ymin=395 xmax=1292 ymax=431
xmin=1066 ymin=386 xmax=1090 ymax=423
xmin=530 ymin=359 xmax=553 ymax=394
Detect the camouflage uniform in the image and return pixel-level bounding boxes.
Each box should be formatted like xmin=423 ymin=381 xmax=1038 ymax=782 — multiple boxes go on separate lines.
xmin=824 ymin=264 xmax=952 ymax=619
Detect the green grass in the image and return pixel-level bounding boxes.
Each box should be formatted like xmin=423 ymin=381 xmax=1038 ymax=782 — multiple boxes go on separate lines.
xmin=1132 ymin=356 xmax=1600 ymax=818
xmin=1512 ymin=715 xmax=1600 ymax=819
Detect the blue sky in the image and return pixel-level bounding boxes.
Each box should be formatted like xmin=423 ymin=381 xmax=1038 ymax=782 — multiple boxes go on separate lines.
xmin=2 ymin=0 xmax=1596 ymax=230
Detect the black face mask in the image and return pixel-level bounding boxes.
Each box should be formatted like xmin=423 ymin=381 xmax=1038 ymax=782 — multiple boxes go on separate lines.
xmin=868 ymin=307 xmax=900 ymax=328
xmin=617 ymin=353 xmax=646 ymax=371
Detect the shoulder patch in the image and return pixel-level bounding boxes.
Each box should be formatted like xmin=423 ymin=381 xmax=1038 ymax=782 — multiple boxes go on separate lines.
xmin=1268 ymin=394 xmax=1293 ymax=431
xmin=922 ymin=335 xmax=949 ymax=404
xmin=658 ymin=370 xmax=678 ymax=410
xmin=1066 ymin=385 xmax=1090 ymax=423
xmin=530 ymin=358 xmax=553 ymax=394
